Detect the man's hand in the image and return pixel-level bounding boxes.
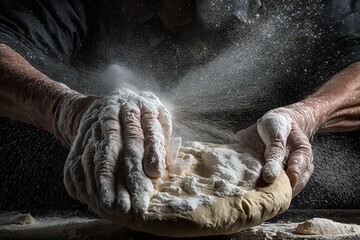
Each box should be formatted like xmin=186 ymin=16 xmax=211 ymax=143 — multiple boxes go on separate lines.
xmin=56 ymin=88 xmax=172 ymax=219
xmin=236 ymin=62 xmax=360 ymax=197
xmin=237 ymin=107 xmax=315 ymax=196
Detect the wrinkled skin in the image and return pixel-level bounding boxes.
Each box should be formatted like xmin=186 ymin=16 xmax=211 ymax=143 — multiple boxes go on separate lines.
xmin=238 ymin=62 xmax=360 ymax=197
xmin=237 ymin=108 xmax=314 ymax=197
xmin=62 ymin=88 xmax=172 ymax=219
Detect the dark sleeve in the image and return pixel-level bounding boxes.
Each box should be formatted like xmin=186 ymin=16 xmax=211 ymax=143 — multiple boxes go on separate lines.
xmin=322 ymin=0 xmax=360 ymax=72
xmin=0 ymin=0 xmax=89 ymax=63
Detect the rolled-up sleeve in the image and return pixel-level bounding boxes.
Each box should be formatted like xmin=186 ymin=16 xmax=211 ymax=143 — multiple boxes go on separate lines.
xmin=322 ymin=0 xmax=360 ymax=72
xmin=0 ymin=0 xmax=89 ymax=63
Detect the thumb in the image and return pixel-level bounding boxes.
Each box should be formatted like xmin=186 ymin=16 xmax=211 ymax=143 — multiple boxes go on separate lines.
xmin=261 ymin=142 xmax=286 ymax=183
xmin=257 ymin=111 xmax=292 ymax=183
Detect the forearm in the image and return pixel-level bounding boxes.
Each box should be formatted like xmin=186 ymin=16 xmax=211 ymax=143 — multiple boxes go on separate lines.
xmin=0 ymin=44 xmax=89 ymax=146
xmin=285 ymin=62 xmax=360 ymax=136
xmin=315 ymin=62 xmax=360 ymax=132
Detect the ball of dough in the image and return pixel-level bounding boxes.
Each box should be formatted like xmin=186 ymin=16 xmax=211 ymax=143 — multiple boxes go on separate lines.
xmin=10 ymin=213 xmax=35 ymax=225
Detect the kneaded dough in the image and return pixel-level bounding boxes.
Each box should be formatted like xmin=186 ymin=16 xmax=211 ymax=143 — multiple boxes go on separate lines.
xmin=10 ymin=213 xmax=35 ymax=225
xmin=295 ymin=218 xmax=360 ymax=236
xmin=115 ymin=140 xmax=292 ymax=237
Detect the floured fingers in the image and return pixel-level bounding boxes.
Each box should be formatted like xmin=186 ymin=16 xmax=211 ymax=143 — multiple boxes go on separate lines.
xmin=93 ymin=97 xmax=124 ymax=214
xmin=257 ymin=111 xmax=292 ymax=183
xmin=139 ymin=91 xmax=172 ymax=178
xmin=64 ymin=88 xmax=170 ymax=219
xmin=286 ymin=125 xmax=313 ymax=196
xmin=121 ymin=101 xmax=154 ymax=214
xmin=64 ymin=105 xmax=99 ymax=204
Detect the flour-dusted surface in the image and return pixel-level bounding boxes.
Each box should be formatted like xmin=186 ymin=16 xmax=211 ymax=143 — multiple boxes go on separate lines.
xmin=251 ymin=218 xmax=360 ymax=239
xmin=2 ymin=212 xmax=359 ymax=240
xmin=113 ymin=139 xmax=293 ymax=237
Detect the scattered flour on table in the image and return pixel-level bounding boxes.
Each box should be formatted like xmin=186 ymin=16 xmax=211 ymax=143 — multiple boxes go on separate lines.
xmin=2 ymin=215 xmax=360 ymax=239
xmin=0 ymin=215 xmax=119 ymax=240
xmin=251 ymin=218 xmax=360 ymax=239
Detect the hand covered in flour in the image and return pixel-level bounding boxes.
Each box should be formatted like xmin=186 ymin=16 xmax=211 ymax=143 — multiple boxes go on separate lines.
xmin=237 ymin=106 xmax=316 ymax=196
xmin=59 ymin=88 xmax=172 ymax=219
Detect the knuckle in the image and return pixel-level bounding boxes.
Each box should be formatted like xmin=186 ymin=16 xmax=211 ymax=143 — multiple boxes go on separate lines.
xmin=266 ymin=144 xmax=286 ymax=160
xmin=124 ymin=143 xmax=144 ymax=161
xmin=95 ymin=159 xmax=116 ymax=178
xmin=124 ymin=114 xmax=141 ymax=128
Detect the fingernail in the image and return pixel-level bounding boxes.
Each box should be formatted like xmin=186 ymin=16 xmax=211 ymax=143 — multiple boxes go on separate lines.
xmin=287 ymin=172 xmax=299 ymax=188
xmin=99 ymin=184 xmax=115 ymax=214
xmin=116 ymin=200 xmax=132 ymax=219
xmin=144 ymin=150 xmax=165 ymax=178
xmin=144 ymin=157 xmax=162 ymax=178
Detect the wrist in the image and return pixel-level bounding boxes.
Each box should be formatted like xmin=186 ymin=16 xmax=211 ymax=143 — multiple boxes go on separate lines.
xmin=52 ymin=92 xmax=99 ymax=147
xmin=277 ymin=101 xmax=326 ymax=139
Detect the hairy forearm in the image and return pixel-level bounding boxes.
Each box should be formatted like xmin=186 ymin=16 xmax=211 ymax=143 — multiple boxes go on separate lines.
xmin=0 ymin=44 xmax=90 ymax=146
xmin=315 ymin=62 xmax=360 ymax=132
xmin=285 ymin=62 xmax=360 ymax=136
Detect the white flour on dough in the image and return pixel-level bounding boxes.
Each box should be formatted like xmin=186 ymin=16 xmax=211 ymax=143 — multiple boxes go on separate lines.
xmin=147 ymin=139 xmax=264 ymax=215
xmin=115 ymin=138 xmax=292 ymax=237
